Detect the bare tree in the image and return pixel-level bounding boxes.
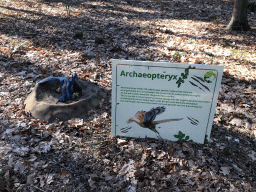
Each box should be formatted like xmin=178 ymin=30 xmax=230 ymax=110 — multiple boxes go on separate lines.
xmin=227 ymin=0 xmax=250 ymax=31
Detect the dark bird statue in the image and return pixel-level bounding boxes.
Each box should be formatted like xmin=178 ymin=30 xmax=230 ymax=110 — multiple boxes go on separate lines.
xmin=38 ymin=74 xmax=82 ymax=103
xmin=126 ymin=106 xmax=183 ymax=139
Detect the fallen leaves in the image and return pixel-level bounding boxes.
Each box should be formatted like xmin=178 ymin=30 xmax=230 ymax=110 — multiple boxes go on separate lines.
xmin=248 ymin=150 xmax=256 ymax=161
xmin=53 ymin=51 xmax=61 ymax=56
xmin=0 ymin=0 xmax=255 ymax=191
xmin=68 ymin=118 xmax=83 ymax=127
xmin=220 ymin=167 xmax=231 ymax=176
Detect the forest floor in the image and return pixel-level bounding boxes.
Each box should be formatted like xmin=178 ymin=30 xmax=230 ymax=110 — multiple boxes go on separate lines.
xmin=0 ymin=0 xmax=256 ymax=191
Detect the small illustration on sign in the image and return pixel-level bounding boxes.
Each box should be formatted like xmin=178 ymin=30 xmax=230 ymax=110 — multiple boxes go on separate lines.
xmin=176 ymin=65 xmax=196 ymax=88
xmin=189 ymin=81 xmax=205 ymax=92
xmin=191 ymin=76 xmax=210 ymax=91
xmin=120 ymin=126 xmax=132 ymax=133
xmin=187 ymin=116 xmax=199 ymax=126
xmin=126 ymin=106 xmax=183 ymax=139
xmin=174 ymin=131 xmax=193 ymax=142
xmin=204 ymin=71 xmax=217 ymax=83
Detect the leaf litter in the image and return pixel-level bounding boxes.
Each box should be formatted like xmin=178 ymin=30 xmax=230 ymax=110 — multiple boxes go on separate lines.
xmin=0 ymin=0 xmax=256 ymax=191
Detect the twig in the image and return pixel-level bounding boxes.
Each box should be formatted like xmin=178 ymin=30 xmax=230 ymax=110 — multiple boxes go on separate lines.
xmin=32 ymin=185 xmax=47 ymax=192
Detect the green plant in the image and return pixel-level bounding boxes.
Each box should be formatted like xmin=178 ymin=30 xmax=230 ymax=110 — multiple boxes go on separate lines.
xmin=220 ymin=115 xmax=225 ymax=123
xmin=219 ymin=38 xmax=230 ymax=47
xmin=205 ymin=52 xmax=217 ymax=64
xmin=190 ymin=40 xmax=198 ymax=44
xmin=25 ymin=83 xmax=35 ymax=88
xmin=244 ymin=52 xmax=250 ymax=56
xmin=138 ymin=29 xmax=146 ymax=33
xmin=174 ymin=131 xmax=193 ymax=142
xmin=205 ymin=52 xmax=217 ymax=58
xmin=17 ymin=45 xmax=25 ymax=51
xmin=172 ymin=51 xmax=182 ymax=60
xmin=247 ymin=118 xmax=253 ymax=124
xmin=81 ymin=53 xmax=92 ymax=59
xmin=232 ymin=50 xmax=239 ymax=53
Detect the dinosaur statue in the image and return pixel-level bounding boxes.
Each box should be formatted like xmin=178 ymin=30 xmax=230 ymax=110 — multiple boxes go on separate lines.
xmin=126 ymin=106 xmax=183 ymax=139
xmin=38 ymin=74 xmax=82 ymax=103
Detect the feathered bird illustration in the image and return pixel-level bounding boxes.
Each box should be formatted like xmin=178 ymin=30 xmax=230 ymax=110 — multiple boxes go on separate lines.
xmin=126 ymin=106 xmax=183 ymax=139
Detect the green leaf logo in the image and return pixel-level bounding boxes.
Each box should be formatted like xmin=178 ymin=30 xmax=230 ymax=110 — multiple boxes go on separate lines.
xmin=204 ymin=71 xmax=217 ymax=83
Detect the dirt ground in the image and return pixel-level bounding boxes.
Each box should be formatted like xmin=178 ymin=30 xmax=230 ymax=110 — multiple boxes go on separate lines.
xmin=0 ymin=0 xmax=256 ymax=191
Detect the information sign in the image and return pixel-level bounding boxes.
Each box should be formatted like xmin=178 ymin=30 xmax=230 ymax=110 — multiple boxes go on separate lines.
xmin=111 ymin=59 xmax=224 ymax=144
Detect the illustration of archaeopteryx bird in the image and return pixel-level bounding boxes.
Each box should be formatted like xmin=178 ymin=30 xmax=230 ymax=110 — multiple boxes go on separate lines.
xmin=126 ymin=106 xmax=183 ymax=139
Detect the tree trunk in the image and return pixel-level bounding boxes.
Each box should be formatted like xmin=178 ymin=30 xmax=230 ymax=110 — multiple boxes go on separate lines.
xmin=227 ymin=0 xmax=250 ymax=31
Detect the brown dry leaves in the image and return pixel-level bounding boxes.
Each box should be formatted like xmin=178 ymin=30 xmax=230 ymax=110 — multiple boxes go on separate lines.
xmin=0 ymin=0 xmax=256 ymax=191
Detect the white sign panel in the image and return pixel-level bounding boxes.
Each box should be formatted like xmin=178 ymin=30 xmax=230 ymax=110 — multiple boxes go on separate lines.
xmin=111 ymin=59 xmax=224 ymax=144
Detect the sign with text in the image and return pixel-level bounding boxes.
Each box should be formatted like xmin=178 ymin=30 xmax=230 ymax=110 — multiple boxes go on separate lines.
xmin=111 ymin=59 xmax=224 ymax=144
